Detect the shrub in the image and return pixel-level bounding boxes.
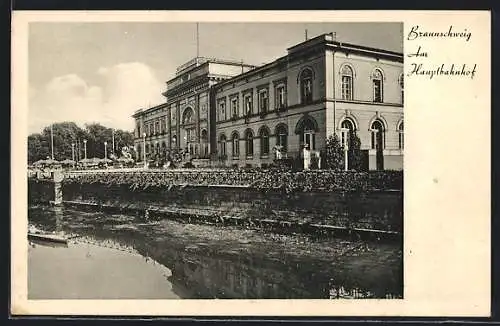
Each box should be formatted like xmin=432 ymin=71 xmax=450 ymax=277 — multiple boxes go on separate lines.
xmin=325 ymin=134 xmax=344 ymax=171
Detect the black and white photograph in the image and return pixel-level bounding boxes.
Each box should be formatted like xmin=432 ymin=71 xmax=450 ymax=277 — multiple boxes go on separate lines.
xmin=12 ymin=10 xmax=490 ymax=317
xmin=26 ymin=21 xmax=404 ymax=300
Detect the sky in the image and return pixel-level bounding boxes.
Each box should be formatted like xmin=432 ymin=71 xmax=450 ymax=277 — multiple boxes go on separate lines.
xmin=28 ymin=22 xmax=403 ymax=134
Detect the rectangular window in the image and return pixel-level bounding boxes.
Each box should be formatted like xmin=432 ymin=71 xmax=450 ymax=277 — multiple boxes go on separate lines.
xmin=231 ymin=97 xmax=238 ymax=118
xmin=258 ymin=89 xmax=268 ymax=113
xmin=276 ymin=85 xmax=286 ymax=109
xmin=342 ymin=76 xmax=352 ymax=100
xmin=219 ymin=101 xmax=226 ymax=121
xmin=244 ymin=94 xmax=253 ymax=116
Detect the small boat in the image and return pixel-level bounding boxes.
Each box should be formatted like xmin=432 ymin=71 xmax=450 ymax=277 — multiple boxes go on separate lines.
xmin=28 ymin=232 xmax=68 ymax=244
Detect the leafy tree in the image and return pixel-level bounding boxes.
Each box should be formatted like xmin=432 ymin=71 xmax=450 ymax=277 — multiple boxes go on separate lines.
xmin=325 ymin=133 xmax=344 ymax=170
xmin=40 ymin=122 xmax=83 ymax=161
xmin=27 ymin=134 xmax=50 ymax=163
xmin=28 ymin=122 xmax=134 ymax=163
xmin=348 ymin=133 xmax=363 ymax=171
xmin=84 ymin=123 xmax=111 ymax=159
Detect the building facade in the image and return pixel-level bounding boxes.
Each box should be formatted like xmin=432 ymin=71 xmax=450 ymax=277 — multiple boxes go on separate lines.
xmin=132 ymin=57 xmax=255 ymax=163
xmin=133 ymin=33 xmax=404 ymax=170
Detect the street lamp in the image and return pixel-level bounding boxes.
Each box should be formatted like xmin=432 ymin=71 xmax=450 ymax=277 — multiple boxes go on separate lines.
xmin=83 ymin=139 xmax=87 ymax=159
xmin=104 ymin=141 xmax=108 ymax=159
xmin=340 ymin=128 xmax=349 ymax=171
xmin=71 ymin=143 xmax=75 ymax=161
xmin=111 ymin=129 xmax=115 ymax=157
xmin=142 ymin=132 xmax=147 ymax=168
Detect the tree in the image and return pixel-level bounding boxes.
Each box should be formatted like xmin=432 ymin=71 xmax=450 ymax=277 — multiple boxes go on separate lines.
xmin=27 ymin=134 xmax=49 ymax=163
xmin=348 ymin=133 xmax=363 ymax=171
xmin=325 ymin=133 xmax=344 ymax=170
xmin=28 ymin=122 xmax=134 ymax=163
xmin=84 ymin=123 xmax=110 ymax=158
xmin=83 ymin=123 xmax=134 ymax=159
xmin=113 ymin=129 xmax=134 ymax=155
xmin=40 ymin=122 xmax=83 ymax=161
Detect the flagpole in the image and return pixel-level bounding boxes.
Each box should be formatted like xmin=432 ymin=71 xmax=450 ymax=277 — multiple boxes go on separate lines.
xmin=196 ymin=22 xmax=199 ymax=58
xmin=50 ymin=124 xmax=54 ymax=159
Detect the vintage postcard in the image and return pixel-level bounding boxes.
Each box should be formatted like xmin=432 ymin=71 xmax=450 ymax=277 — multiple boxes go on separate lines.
xmin=11 ymin=10 xmax=490 ymax=316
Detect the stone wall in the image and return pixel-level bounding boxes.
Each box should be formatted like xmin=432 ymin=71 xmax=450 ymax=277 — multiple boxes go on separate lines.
xmin=58 ymin=182 xmax=402 ymax=233
xmin=28 ymin=179 xmax=55 ymax=204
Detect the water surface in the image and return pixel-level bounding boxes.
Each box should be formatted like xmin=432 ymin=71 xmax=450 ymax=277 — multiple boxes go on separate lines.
xmin=28 ymin=205 xmax=403 ymax=299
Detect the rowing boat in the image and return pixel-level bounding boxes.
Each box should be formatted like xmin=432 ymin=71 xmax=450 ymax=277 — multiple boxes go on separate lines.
xmin=28 ymin=233 xmax=68 ymax=244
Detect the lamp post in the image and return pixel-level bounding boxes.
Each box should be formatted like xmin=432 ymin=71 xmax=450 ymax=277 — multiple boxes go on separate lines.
xmin=104 ymin=141 xmax=107 ymax=159
xmin=341 ymin=128 xmax=349 ymax=171
xmin=71 ymin=143 xmax=75 ymax=161
xmin=111 ymin=129 xmax=115 ymax=157
xmin=83 ymin=139 xmax=87 ymax=159
xmin=50 ymin=124 xmax=55 ymax=160
xmin=142 ymin=133 xmax=146 ymax=168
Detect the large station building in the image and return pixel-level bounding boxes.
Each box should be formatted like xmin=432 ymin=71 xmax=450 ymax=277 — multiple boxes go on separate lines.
xmin=133 ymin=33 xmax=404 ymax=170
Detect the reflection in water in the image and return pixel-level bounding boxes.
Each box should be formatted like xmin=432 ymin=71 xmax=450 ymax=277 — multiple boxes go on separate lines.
xmin=28 ymin=237 xmax=179 ymax=299
xmin=28 ymin=206 xmax=403 ymax=299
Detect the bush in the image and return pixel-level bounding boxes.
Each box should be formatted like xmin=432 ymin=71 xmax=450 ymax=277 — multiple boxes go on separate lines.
xmin=62 ymin=169 xmax=403 ymax=193
xmin=325 ymin=134 xmax=344 ymax=171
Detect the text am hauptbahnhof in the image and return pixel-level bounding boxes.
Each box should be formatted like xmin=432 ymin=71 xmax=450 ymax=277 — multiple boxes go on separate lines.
xmin=132 ymin=33 xmax=404 ymax=171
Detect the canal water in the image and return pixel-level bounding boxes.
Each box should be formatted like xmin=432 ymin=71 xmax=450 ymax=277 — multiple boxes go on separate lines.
xmin=28 ymin=205 xmax=403 ymax=300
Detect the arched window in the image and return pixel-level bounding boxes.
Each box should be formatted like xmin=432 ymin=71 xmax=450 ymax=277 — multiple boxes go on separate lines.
xmin=399 ymin=73 xmax=404 ymax=105
xmin=275 ymin=124 xmax=288 ymax=152
xmin=299 ymin=68 xmax=313 ymax=104
xmin=398 ymin=121 xmax=404 ymax=150
xmin=219 ymin=134 xmax=227 ymax=157
xmin=245 ymin=129 xmax=254 ymax=157
xmin=182 ymin=107 xmax=194 ymax=125
xmin=372 ymin=69 xmax=384 ymax=103
xmin=340 ymin=119 xmax=356 ymax=148
xmin=371 ymin=120 xmax=385 ymax=150
xmin=145 ymin=144 xmax=150 ymax=155
xmin=259 ymin=126 xmax=270 ymax=157
xmin=341 ymin=65 xmax=354 ymax=100
xmin=295 ymin=116 xmax=318 ymax=150
xmin=231 ymin=132 xmax=240 ymax=157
